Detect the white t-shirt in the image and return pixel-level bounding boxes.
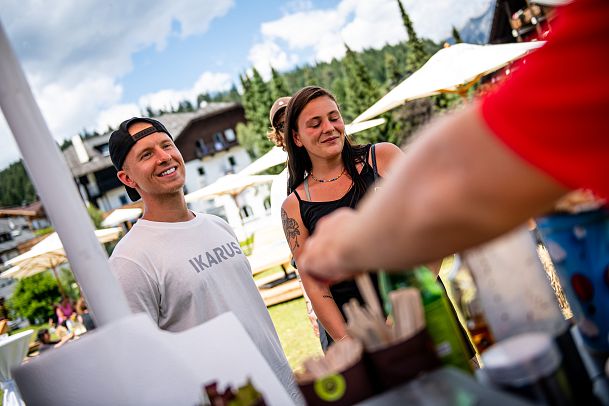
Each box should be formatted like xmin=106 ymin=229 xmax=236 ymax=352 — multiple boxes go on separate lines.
xmin=109 ymin=212 xmax=300 ymax=402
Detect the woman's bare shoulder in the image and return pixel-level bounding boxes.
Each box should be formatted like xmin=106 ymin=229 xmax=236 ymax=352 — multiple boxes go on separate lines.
xmin=372 ymin=142 xmax=403 ymax=175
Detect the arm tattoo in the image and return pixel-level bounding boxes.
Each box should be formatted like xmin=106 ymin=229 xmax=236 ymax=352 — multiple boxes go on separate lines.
xmin=281 ymin=208 xmax=301 ymax=251
xmin=322 ymin=295 xmax=333 ymax=299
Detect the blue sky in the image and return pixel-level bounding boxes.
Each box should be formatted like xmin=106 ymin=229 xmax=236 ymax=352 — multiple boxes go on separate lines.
xmin=0 ymin=0 xmax=491 ymax=170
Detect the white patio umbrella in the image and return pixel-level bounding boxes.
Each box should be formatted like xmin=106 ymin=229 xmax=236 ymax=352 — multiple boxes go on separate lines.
xmin=238 ymin=147 xmax=287 ymax=177
xmin=185 ymin=174 xmax=278 ymax=204
xmin=4 ymin=228 xmax=121 ymax=296
xmin=101 ymin=208 xmax=142 ymax=228
xmin=237 ymin=118 xmax=387 ymax=177
xmin=354 ymin=41 xmax=545 ymax=123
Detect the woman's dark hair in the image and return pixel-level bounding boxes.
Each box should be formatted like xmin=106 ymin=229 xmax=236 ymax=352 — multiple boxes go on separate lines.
xmin=284 ymin=86 xmax=369 ymax=202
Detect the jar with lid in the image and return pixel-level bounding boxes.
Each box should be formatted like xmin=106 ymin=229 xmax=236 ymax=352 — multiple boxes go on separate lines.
xmin=481 ymin=333 xmax=573 ymax=405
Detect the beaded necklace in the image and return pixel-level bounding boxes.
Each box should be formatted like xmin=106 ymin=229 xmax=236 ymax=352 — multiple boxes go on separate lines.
xmin=309 ymin=167 xmax=346 ymax=183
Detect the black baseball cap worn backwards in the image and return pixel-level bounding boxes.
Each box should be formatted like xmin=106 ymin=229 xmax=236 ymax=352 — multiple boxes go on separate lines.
xmin=109 ymin=117 xmax=173 ymax=201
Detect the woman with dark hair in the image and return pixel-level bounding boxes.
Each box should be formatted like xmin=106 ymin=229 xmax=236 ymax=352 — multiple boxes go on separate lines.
xmin=281 ymin=86 xmax=402 ymax=349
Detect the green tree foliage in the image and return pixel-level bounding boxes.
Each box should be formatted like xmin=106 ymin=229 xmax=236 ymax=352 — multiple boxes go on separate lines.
xmin=342 ymin=46 xmax=378 ymax=118
xmin=87 ymin=203 xmax=104 ymax=228
xmin=236 ymin=69 xmax=276 ymax=158
xmin=452 ymin=26 xmax=463 ymax=43
xmin=236 ymin=122 xmax=267 ymax=158
xmin=8 ymin=272 xmax=61 ymax=324
xmin=250 ymin=68 xmax=274 ymax=133
xmin=270 ymin=67 xmax=291 ymax=100
xmin=342 ymin=45 xmax=385 ymax=144
xmin=384 ymin=52 xmax=402 ymax=91
xmin=0 ymin=160 xmax=37 ymax=207
xmin=397 ymin=0 xmax=428 ymax=74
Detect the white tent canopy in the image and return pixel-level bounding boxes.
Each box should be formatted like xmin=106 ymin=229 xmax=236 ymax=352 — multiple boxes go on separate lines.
xmin=101 ymin=208 xmax=142 ymax=228
xmin=5 ymin=228 xmax=121 ymax=279
xmin=185 ymin=174 xmax=277 ymax=204
xmin=354 ymin=42 xmax=545 ymax=123
xmin=238 ymin=147 xmax=287 ymax=177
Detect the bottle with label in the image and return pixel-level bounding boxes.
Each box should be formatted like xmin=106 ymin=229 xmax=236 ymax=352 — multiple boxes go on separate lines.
xmin=378 ymin=266 xmax=472 ymax=373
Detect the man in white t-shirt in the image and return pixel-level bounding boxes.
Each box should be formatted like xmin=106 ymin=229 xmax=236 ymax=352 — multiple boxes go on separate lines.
xmin=107 ymin=117 xmax=300 ymax=402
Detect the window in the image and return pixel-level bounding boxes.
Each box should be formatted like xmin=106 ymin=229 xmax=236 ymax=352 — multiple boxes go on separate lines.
xmin=224 ymin=128 xmax=236 ymax=142
xmin=213 ymin=132 xmax=225 ymax=151
xmin=227 ymin=156 xmax=236 ymax=167
xmin=95 ymin=143 xmax=110 ymax=157
xmin=240 ymin=205 xmax=253 ymax=218
xmin=197 ymin=166 xmax=205 ymax=176
xmin=196 ymin=139 xmax=209 ymax=156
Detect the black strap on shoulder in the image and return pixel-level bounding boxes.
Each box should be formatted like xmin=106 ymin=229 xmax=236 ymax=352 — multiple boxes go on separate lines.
xmin=371 ymin=144 xmax=380 ymax=181
xmin=293 ymin=189 xmax=302 ymax=202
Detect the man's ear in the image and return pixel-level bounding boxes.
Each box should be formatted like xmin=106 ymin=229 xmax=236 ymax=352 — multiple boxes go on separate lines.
xmin=117 ymin=170 xmax=137 ymax=189
xmin=293 ymin=129 xmax=303 ymax=147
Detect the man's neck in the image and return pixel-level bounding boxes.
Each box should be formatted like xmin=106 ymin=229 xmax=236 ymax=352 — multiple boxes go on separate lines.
xmin=141 ymin=193 xmax=194 ymax=223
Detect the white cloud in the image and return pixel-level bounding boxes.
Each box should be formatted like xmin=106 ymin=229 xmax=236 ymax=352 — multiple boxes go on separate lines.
xmin=248 ymin=41 xmax=299 ymax=79
xmin=138 ymin=71 xmax=233 ymax=112
xmin=0 ymin=0 xmax=234 ymax=168
xmin=2 ymin=0 xmax=235 ymax=85
xmin=193 ymin=72 xmax=234 ymax=95
xmin=35 ymin=76 xmax=123 ymax=136
xmin=252 ymin=0 xmax=491 ymax=64
xmin=95 ymin=104 xmax=142 ymax=132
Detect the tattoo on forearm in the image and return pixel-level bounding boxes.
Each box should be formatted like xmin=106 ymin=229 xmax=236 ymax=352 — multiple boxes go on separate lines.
xmin=281 ymin=208 xmax=301 ymax=251
xmin=322 ymin=295 xmax=333 ymax=299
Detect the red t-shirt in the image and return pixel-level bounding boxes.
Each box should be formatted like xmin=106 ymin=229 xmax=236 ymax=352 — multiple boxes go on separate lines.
xmin=481 ymin=0 xmax=609 ymax=198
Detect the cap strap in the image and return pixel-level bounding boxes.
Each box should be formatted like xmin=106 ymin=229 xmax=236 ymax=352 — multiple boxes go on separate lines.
xmin=131 ymin=126 xmax=160 ymax=141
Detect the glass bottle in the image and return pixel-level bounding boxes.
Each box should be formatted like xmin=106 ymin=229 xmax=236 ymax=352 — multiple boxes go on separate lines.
xmin=378 ymin=266 xmax=472 ymax=373
xmin=442 ymin=255 xmax=494 ymax=354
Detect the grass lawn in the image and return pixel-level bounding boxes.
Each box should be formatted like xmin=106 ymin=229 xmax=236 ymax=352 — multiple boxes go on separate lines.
xmin=255 ymin=266 xmax=323 ymax=373
xmin=267 ymin=297 xmax=323 ymax=374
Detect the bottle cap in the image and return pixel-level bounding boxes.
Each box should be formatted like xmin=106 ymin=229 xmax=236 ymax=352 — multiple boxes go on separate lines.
xmin=482 ymin=333 xmax=561 ymax=387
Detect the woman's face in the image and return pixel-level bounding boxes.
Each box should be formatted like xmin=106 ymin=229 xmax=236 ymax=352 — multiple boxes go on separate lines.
xmin=293 ymin=96 xmax=345 ymax=159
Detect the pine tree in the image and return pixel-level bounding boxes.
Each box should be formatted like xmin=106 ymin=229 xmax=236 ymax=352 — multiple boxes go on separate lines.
xmin=250 ymin=68 xmax=274 ymax=140
xmin=397 ymin=0 xmax=428 ymax=74
xmin=236 ymin=69 xmax=274 ymax=158
xmin=452 ymin=26 xmax=463 ymax=43
xmin=384 ymin=52 xmax=402 ymax=91
xmin=270 ymin=67 xmax=291 ymax=101
xmin=342 ymin=45 xmax=383 ymax=144
xmin=0 ymin=160 xmax=37 ymax=207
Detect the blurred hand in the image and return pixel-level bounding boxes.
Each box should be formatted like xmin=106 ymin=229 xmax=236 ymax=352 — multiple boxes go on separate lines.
xmin=299 ymin=208 xmax=359 ymax=283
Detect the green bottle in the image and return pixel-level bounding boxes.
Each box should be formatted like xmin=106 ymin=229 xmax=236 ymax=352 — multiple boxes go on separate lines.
xmin=378 ymin=266 xmax=472 ymax=373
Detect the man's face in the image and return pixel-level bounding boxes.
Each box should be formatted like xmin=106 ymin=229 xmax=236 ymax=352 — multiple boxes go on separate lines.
xmin=117 ymin=122 xmax=186 ymax=200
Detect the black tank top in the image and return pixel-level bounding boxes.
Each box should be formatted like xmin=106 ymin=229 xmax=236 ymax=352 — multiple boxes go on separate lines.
xmin=294 ymin=145 xmax=382 ymax=320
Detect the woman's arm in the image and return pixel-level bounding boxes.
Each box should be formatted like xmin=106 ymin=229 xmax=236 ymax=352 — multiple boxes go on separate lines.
xmin=281 ymin=194 xmax=348 ymax=341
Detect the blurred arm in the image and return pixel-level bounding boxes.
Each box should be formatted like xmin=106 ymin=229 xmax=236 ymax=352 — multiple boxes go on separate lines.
xmin=300 ymin=104 xmax=568 ymax=281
